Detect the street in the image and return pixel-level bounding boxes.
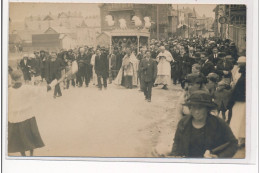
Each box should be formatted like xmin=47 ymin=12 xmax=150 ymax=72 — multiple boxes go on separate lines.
xmin=9 ymin=82 xmax=183 ymax=157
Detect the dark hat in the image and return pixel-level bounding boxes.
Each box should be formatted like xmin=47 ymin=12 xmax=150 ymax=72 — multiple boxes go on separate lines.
xmin=207 ymin=73 xmax=219 ymax=81
xmin=183 ymin=90 xmax=217 ymax=108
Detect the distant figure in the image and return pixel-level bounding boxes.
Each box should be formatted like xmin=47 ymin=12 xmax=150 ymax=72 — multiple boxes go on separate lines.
xmin=45 ymin=52 xmax=62 ymax=98
xmin=19 ymin=53 xmax=31 ymax=84
xmin=95 ymin=49 xmax=109 ymax=90
xmin=154 ymin=46 xmax=174 ymax=90
xmin=90 ymin=50 xmax=97 ymax=86
xmin=114 ymin=48 xmax=138 ymax=89
xmin=139 ymin=50 xmax=157 ymax=102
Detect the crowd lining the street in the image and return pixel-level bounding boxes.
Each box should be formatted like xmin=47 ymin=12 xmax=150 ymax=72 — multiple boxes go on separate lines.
xmin=8 ymin=36 xmax=246 ymax=158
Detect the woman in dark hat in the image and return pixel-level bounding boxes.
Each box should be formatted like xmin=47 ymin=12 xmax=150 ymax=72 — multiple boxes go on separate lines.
xmin=170 ymin=90 xmax=238 ymax=158
xmin=8 ymin=70 xmax=45 ymax=156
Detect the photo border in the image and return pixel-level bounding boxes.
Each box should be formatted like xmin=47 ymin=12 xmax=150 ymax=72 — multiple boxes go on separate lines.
xmin=2 ymin=0 xmax=258 ymax=172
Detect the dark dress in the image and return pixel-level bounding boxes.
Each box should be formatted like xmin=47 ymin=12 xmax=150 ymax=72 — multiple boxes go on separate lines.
xmin=19 ymin=59 xmax=31 ymax=81
xmin=170 ymin=114 xmax=238 ymax=158
xmin=8 ymin=117 xmax=45 ymax=153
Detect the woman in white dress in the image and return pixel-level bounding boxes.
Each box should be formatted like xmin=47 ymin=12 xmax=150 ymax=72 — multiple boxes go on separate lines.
xmin=8 ymin=70 xmax=45 ymax=156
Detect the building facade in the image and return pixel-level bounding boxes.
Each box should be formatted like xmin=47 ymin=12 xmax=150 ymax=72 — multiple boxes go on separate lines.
xmin=99 ymin=4 xmax=173 ymax=39
xmin=213 ymin=5 xmax=246 ymax=53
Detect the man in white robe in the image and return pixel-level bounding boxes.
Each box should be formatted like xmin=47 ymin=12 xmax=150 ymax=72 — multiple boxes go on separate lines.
xmin=114 ymin=48 xmax=139 ymax=88
xmin=155 ymin=46 xmax=174 ymax=90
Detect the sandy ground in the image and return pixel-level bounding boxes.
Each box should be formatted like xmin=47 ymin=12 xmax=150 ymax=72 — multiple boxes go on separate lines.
xmin=7 ymin=54 xmax=245 ymax=158
xmin=8 ymin=81 xmax=183 ymax=157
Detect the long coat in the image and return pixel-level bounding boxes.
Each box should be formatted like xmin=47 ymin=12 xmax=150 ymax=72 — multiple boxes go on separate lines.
xmin=170 ymin=114 xmax=238 ymax=158
xmin=209 ymin=53 xmax=220 ymax=66
xmin=95 ymin=53 xmax=109 ymax=77
xmin=45 ymin=59 xmax=61 ymax=84
xmin=156 ymin=50 xmax=173 ymax=76
xmin=19 ymin=59 xmax=32 ymax=81
xmin=139 ymin=58 xmax=157 ymax=82
xmin=179 ymin=53 xmax=192 ymax=79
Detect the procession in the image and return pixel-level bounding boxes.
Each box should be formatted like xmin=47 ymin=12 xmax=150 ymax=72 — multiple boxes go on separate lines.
xmin=8 ymin=3 xmax=246 ymax=158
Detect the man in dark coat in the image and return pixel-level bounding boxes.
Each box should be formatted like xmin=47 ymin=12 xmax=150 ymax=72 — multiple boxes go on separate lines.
xmin=179 ymin=46 xmax=192 ymax=87
xmin=85 ymin=49 xmax=93 ymax=87
xmin=19 ymin=53 xmax=31 ymax=83
xmin=45 ymin=52 xmax=62 ymax=98
xmin=171 ymin=46 xmax=181 ymax=84
xmin=39 ymin=50 xmax=47 ymax=81
xmin=200 ymin=53 xmax=215 ymax=76
xmin=139 ymin=51 xmax=157 ymax=102
xmin=76 ymin=47 xmax=87 ymax=87
xmin=95 ymin=49 xmax=109 ymax=90
xmin=137 ymin=48 xmax=146 ymax=91
xmin=209 ymin=47 xmax=221 ymax=66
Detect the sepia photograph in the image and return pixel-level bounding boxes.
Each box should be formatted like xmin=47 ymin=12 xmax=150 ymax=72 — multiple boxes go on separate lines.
xmin=6 ymin=2 xmax=248 ymax=160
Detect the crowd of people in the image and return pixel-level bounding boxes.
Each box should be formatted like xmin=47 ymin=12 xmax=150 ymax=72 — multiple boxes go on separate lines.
xmin=9 ymin=35 xmax=246 ymax=158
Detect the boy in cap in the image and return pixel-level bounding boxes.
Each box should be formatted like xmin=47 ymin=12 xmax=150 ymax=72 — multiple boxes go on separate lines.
xmin=206 ymin=72 xmax=219 ymax=96
xmin=213 ymin=80 xmax=232 ymax=121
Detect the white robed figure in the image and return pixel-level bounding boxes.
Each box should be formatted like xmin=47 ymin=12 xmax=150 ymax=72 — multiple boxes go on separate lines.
xmin=90 ymin=53 xmax=98 ymax=85
xmin=114 ymin=48 xmax=139 ymax=88
xmin=154 ymin=46 xmax=174 ymax=89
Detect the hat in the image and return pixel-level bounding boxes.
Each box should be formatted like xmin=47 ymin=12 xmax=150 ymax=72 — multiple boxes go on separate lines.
xmin=237 ymin=56 xmax=246 ymax=64
xmin=207 ymin=73 xmax=219 ymax=80
xmin=192 ymin=63 xmax=201 ymax=70
xmin=183 ymin=90 xmax=217 ymax=108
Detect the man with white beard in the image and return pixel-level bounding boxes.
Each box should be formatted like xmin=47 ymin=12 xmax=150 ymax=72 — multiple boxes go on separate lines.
xmin=154 ymin=46 xmax=174 ymax=90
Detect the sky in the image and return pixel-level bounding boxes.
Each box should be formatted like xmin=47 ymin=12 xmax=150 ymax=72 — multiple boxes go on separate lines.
xmin=9 ymin=3 xmax=216 ymax=22
xmin=175 ymin=4 xmax=216 ymax=18
xmin=9 ymin=3 xmax=100 ymax=22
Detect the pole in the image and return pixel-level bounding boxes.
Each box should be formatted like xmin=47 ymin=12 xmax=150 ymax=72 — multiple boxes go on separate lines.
xmin=157 ymin=5 xmax=159 ymax=40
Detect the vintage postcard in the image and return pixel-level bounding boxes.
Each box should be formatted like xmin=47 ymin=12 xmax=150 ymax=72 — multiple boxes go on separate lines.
xmin=5 ymin=2 xmax=253 ymax=164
